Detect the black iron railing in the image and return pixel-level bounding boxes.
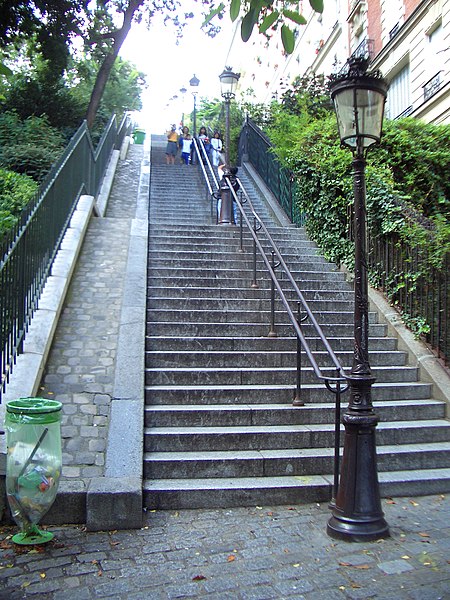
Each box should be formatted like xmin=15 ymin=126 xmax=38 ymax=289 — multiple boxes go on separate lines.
xmin=0 ymin=113 xmax=132 ymax=397
xmin=368 ymin=226 xmax=449 ymax=365
xmin=240 ymin=118 xmax=449 ymax=365
xmin=239 ymin=118 xmax=305 ymax=225
xmin=195 ymin=142 xmax=349 ymax=501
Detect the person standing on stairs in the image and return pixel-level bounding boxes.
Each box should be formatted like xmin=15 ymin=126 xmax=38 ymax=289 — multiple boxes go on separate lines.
xmin=165 ymin=125 xmax=178 ymax=165
xmin=210 ymin=131 xmax=223 ymax=168
xmin=180 ymin=128 xmax=193 ymax=165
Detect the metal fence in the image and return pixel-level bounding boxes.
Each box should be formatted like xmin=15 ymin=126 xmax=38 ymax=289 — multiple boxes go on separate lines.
xmin=240 ymin=117 xmax=449 ymax=365
xmin=0 ymin=113 xmax=132 ymax=396
xmin=239 ymin=118 xmax=305 ymax=226
xmin=368 ymin=228 xmax=449 ymax=365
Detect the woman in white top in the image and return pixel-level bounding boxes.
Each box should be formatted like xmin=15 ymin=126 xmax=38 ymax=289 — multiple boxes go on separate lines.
xmin=210 ymin=131 xmax=223 ymax=167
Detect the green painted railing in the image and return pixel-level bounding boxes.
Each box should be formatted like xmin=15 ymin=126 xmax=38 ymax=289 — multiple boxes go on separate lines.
xmin=0 ymin=113 xmax=132 ymax=397
xmin=239 ymin=117 xmax=305 ymax=226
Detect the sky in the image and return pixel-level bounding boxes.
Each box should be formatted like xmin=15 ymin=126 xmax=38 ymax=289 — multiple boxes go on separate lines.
xmin=119 ymin=8 xmax=238 ymax=133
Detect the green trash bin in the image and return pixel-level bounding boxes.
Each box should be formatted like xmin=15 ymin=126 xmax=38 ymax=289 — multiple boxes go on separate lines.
xmin=5 ymin=398 xmax=62 ymax=545
xmin=132 ymin=129 xmax=146 ymax=144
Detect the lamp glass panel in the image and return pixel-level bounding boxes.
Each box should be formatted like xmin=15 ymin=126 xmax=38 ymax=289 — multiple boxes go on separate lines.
xmin=220 ymin=73 xmax=238 ymax=96
xmin=334 ymin=87 xmax=385 ymax=148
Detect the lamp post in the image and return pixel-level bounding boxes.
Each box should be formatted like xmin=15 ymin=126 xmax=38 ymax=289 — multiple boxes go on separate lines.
xmin=327 ymin=56 xmax=390 ymax=542
xmin=217 ymin=67 xmax=240 ymax=225
xmin=180 ymin=86 xmax=187 ymax=127
xmin=189 ymin=74 xmax=200 ymax=164
xmin=219 ymin=66 xmax=240 ymax=165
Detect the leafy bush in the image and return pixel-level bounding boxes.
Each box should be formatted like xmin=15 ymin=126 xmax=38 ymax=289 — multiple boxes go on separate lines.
xmin=0 ymin=168 xmax=37 ymax=239
xmin=0 ymin=111 xmax=65 ymax=182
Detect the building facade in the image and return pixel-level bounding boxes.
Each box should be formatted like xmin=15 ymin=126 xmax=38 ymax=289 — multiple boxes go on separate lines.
xmin=229 ymin=0 xmax=450 ymax=125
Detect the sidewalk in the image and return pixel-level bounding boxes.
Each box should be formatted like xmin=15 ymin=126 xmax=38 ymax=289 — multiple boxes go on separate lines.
xmin=1 ymin=141 xmax=148 ymax=530
xmin=0 ymin=493 xmax=448 ymax=598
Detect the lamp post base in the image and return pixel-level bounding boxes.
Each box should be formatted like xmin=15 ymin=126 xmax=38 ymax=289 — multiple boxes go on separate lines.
xmin=327 ymin=406 xmax=389 ymax=542
xmin=327 ymin=513 xmax=389 ymax=542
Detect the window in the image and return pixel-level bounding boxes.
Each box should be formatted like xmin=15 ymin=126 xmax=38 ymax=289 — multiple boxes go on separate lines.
xmin=386 ymin=64 xmax=411 ymax=119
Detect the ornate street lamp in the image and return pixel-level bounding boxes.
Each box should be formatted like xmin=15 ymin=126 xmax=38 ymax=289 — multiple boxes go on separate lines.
xmin=217 ymin=67 xmax=240 ymax=225
xmin=327 ymin=56 xmax=390 ymax=542
xmin=179 ymin=86 xmax=187 ymax=126
xmin=190 ymin=74 xmax=200 ymax=163
xmin=219 ymin=67 xmax=240 ymax=165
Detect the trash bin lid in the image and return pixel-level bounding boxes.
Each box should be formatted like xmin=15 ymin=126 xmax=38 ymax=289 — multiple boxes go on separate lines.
xmin=6 ymin=398 xmax=62 ymax=423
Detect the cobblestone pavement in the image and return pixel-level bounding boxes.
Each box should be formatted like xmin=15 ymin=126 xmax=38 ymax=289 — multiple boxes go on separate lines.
xmin=38 ymin=145 xmax=144 ymax=483
xmin=0 ymin=494 xmax=448 ymax=599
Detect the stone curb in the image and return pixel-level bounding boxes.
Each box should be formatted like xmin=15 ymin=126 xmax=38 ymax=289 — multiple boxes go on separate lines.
xmin=95 ymin=150 xmax=120 ymax=217
xmin=0 ymin=142 xmax=139 ymax=528
xmin=87 ymin=144 xmax=150 ymax=531
xmin=368 ymin=286 xmax=450 ymax=416
xmin=242 ymin=161 xmax=292 ymax=227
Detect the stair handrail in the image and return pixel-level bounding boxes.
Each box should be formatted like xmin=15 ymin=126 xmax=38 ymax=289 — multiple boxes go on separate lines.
xmin=229 ymin=176 xmax=347 ymax=386
xmin=193 ymin=142 xmax=349 ymax=500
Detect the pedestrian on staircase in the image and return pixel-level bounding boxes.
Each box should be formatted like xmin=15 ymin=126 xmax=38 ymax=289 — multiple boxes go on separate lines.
xmin=210 ymin=131 xmax=223 ymax=168
xmin=165 ymin=125 xmax=178 ymax=165
xmin=217 ymin=164 xmax=240 ymax=223
xmin=180 ymin=129 xmax=193 ymax=165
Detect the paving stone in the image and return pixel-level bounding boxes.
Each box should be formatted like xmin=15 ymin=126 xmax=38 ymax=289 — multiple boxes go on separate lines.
xmin=4 ymin=495 xmax=448 ymax=599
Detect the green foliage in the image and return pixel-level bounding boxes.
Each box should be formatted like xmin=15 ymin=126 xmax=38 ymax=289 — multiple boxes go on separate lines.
xmin=0 ymin=112 xmax=65 ymax=182
xmin=371 ymin=118 xmax=450 ymax=219
xmin=261 ymin=77 xmax=450 ymax=347
xmin=203 ymin=0 xmax=323 ymax=53
xmin=0 ymin=168 xmax=37 ymax=239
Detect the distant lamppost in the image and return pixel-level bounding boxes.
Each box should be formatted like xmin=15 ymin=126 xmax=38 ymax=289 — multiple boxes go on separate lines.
xmin=327 ymin=56 xmax=390 ymax=542
xmin=180 ymin=86 xmax=187 ymax=126
xmin=219 ymin=67 xmax=240 ymax=165
xmin=190 ymin=74 xmax=200 ymax=163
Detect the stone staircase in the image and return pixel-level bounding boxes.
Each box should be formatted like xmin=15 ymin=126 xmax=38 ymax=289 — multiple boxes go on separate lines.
xmin=143 ymin=137 xmax=450 ymax=509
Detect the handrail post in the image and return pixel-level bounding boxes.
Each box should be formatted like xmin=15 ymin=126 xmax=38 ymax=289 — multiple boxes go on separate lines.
xmin=329 ymin=372 xmax=342 ymax=507
xmin=251 ymin=217 xmax=258 ymax=288
xmin=293 ymin=302 xmax=304 ymax=406
xmin=268 ymin=251 xmax=277 ymax=337
xmin=239 ymin=193 xmax=244 ymax=253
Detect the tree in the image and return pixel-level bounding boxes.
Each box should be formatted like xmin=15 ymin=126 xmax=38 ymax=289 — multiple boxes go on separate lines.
xmin=203 ymin=0 xmax=324 ymax=54
xmin=0 ymin=1 xmax=326 ymax=130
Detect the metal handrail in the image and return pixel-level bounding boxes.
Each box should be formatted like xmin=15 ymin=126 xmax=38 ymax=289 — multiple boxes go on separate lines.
xmin=194 ymin=145 xmax=349 ymax=498
xmin=229 ymin=177 xmax=347 ymax=385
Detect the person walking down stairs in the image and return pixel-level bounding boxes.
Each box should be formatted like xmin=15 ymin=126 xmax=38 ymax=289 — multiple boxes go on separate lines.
xmin=165 ymin=125 xmax=178 ymax=165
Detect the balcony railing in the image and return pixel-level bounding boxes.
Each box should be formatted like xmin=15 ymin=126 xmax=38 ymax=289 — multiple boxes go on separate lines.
xmin=423 ymin=72 xmax=442 ymax=102
xmin=351 ymin=38 xmax=374 ymax=61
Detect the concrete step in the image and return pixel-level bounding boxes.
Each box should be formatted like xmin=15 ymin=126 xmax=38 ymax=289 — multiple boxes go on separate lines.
xmin=144 ymin=365 xmax=419 ymax=386
xmin=142 ymin=468 xmax=450 ymax=509
xmin=145 ymin=349 xmax=407 ymax=368
xmin=147 ymin=298 xmax=355 ymax=313
xmin=145 ymin=335 xmax=399 ymax=352
xmin=144 ymin=400 xmax=445 ymax=428
xmin=146 ymin=308 xmax=377 ymax=325
xmin=147 ymin=267 xmax=346 ymax=282
xmin=146 ymin=286 xmax=354 ymax=301
xmin=144 ymin=420 xmax=450 ymax=452
xmin=145 ymin=321 xmax=388 ymax=337
xmin=145 ymin=381 xmax=433 ymax=404
xmin=144 ymin=442 xmax=450 ymax=479
xmin=147 ymin=276 xmax=351 ymax=291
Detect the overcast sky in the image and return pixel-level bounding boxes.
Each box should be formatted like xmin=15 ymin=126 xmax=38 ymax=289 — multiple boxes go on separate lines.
xmin=120 ymin=9 xmax=236 ymax=133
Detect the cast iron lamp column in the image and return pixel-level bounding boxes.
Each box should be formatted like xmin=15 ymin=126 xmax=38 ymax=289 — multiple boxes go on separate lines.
xmin=179 ymin=86 xmax=187 ymax=127
xmin=327 ymin=57 xmax=390 ymax=542
xmin=218 ymin=67 xmax=240 ymax=224
xmin=189 ymin=74 xmax=200 ymax=164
